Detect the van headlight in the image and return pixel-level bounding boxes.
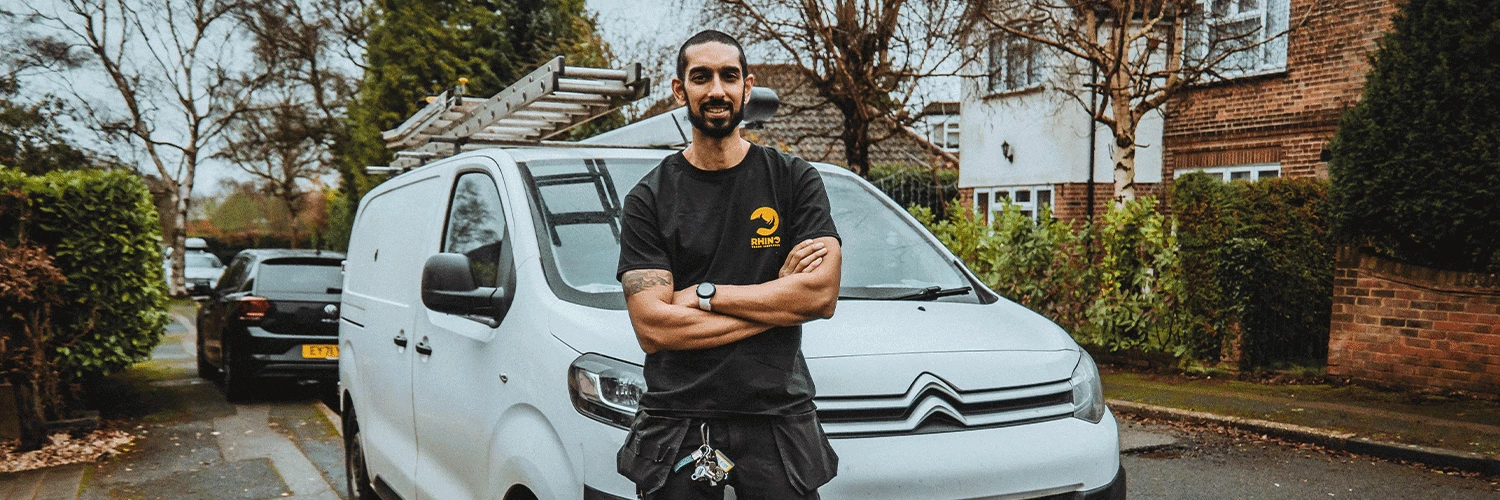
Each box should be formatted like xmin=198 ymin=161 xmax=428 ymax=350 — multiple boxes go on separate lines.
xmin=1071 ymin=350 xmax=1107 ymax=423
xmin=568 ymin=353 xmax=645 ymax=428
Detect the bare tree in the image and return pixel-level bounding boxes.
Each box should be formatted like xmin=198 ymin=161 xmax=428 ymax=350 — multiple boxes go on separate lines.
xmin=707 ymin=0 xmax=975 ymax=177
xmin=968 ymin=0 xmax=1307 ymax=202
xmin=216 ymin=98 xmax=329 ymax=247
xmin=22 ymin=0 xmax=270 ymax=296
xmin=223 ymin=0 xmax=364 ymax=247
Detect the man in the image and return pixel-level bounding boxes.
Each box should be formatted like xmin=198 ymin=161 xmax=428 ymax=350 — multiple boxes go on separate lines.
xmin=615 ymin=29 xmax=843 ymax=500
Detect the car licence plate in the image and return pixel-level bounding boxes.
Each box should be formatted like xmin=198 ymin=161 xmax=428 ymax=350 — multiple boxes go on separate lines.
xmin=302 ymin=344 xmax=339 ymax=359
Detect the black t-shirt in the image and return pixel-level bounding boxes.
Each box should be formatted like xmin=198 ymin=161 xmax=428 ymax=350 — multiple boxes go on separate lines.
xmin=616 ymin=144 xmax=840 ymax=417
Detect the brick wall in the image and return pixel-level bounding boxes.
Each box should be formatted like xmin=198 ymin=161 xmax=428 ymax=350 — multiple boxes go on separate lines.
xmin=1327 ymin=248 xmax=1500 ymax=397
xmin=1164 ymin=0 xmax=1401 ymax=182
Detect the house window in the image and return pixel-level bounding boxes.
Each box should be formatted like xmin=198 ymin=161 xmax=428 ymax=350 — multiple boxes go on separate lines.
xmin=1188 ymin=0 xmax=1289 ymax=78
xmin=974 ymin=186 xmax=1053 ymax=222
xmin=988 ymin=32 xmax=1043 ymax=93
xmin=1175 ymin=163 xmax=1282 ymax=181
xmin=929 ymin=119 xmax=960 ymax=152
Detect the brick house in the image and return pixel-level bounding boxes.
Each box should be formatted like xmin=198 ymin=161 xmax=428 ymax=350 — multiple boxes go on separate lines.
xmin=956 ymin=27 xmax=1166 ymax=224
xmin=958 ymin=0 xmax=1398 ymax=221
xmin=1165 ymin=0 xmax=1400 ymax=183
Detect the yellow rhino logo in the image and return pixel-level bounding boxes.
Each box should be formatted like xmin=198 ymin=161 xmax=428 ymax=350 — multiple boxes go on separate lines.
xmin=751 ymin=207 xmax=779 ymax=236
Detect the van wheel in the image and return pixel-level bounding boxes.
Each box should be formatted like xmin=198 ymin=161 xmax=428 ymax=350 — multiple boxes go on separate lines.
xmin=345 ymin=409 xmax=378 ymax=500
xmin=221 ymin=342 xmax=252 ymax=403
xmin=196 ymin=334 xmax=220 ymax=382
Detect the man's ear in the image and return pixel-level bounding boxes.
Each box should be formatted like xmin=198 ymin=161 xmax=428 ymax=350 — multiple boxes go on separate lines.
xmin=672 ymin=77 xmax=687 ymax=107
xmin=743 ymin=74 xmax=755 ymax=105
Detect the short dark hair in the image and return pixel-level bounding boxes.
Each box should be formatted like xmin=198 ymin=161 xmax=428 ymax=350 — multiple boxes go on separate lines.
xmin=675 ymin=30 xmax=748 ymax=81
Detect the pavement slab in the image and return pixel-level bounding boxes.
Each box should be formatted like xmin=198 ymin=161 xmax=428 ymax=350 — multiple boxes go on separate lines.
xmin=83 ymin=458 xmax=289 ymax=500
xmin=215 ymin=406 xmax=340 ymax=499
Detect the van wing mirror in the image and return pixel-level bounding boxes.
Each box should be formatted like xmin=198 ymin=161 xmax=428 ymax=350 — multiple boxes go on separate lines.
xmin=421 ymin=253 xmax=507 ymax=321
xmin=743 ymin=87 xmax=780 ymax=128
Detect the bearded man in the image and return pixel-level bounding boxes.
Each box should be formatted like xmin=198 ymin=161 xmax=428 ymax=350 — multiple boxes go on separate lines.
xmin=614 ymin=29 xmax=843 ymax=500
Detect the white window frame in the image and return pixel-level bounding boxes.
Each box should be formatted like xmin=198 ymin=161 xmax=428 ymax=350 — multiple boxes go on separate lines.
xmin=1174 ymin=163 xmax=1282 ymax=182
xmin=928 ymin=118 xmax=960 ymax=152
xmin=1188 ymin=0 xmax=1289 ymax=79
xmin=987 ymin=31 xmax=1044 ymax=94
xmin=973 ymin=185 xmax=1054 ymax=223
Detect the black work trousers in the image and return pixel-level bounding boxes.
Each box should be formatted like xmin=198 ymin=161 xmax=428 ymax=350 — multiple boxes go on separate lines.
xmin=619 ymin=411 xmax=837 ymax=500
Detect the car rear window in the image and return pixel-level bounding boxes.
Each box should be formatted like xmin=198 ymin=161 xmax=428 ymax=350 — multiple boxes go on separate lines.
xmin=256 ymin=260 xmax=343 ymax=294
xmin=185 ymin=253 xmax=222 ymax=268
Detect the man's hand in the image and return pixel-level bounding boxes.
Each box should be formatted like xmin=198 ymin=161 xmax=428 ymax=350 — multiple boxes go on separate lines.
xmin=673 ymin=287 xmax=698 ymax=308
xmin=779 ymin=239 xmax=830 ymax=278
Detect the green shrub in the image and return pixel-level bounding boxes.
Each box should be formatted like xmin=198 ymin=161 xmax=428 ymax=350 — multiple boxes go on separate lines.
xmin=1081 ymin=197 xmax=1191 ymax=357
xmin=1328 ymin=0 xmax=1500 ymax=272
xmin=916 ymin=198 xmax=1192 ymax=360
xmin=1172 ymin=174 xmax=1333 ymax=368
xmin=0 ymin=168 xmax=170 ymax=380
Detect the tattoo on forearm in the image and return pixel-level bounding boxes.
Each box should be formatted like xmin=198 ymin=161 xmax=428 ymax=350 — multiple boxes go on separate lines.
xmin=622 ymin=270 xmax=672 ymax=297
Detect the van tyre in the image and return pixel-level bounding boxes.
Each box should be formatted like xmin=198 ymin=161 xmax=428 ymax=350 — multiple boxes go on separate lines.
xmin=221 ymin=342 xmax=252 ymax=403
xmin=345 ymin=409 xmax=378 ymax=500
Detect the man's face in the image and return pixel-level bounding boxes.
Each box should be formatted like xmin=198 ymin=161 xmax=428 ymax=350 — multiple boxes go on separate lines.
xmin=675 ymin=42 xmax=752 ymax=139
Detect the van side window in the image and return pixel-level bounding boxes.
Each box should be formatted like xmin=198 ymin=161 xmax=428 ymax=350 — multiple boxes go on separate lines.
xmin=443 ymin=173 xmax=508 ymax=288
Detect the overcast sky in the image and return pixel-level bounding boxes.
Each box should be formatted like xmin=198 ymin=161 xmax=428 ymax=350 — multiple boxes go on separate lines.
xmin=15 ymin=0 xmax=956 ymax=196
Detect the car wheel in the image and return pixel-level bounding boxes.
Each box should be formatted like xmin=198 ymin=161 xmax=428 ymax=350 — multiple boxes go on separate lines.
xmin=196 ymin=329 xmax=220 ymax=381
xmin=221 ymin=342 xmax=253 ymax=403
xmin=345 ymin=409 xmax=378 ymax=500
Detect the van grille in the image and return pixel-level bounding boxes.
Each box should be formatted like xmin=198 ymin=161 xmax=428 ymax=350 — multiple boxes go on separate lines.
xmin=815 ymin=373 xmax=1075 ymax=437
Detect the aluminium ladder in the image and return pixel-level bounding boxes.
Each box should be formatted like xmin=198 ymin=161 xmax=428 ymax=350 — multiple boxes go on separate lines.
xmin=371 ymin=56 xmax=650 ymax=173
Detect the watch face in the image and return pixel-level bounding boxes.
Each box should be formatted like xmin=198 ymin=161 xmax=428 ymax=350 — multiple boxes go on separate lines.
xmin=696 ymin=282 xmax=715 ymax=298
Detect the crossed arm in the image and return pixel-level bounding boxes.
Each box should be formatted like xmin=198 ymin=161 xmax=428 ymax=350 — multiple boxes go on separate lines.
xmin=622 ymin=236 xmax=841 ymax=354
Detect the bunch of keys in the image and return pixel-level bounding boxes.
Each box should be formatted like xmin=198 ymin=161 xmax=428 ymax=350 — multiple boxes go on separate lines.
xmin=679 ymin=423 xmax=734 ymax=485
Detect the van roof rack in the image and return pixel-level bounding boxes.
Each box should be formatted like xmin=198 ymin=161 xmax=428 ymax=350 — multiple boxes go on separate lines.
xmin=368 ymin=56 xmax=650 ymax=174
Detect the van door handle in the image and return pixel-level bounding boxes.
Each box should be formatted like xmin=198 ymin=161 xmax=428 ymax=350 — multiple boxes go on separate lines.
xmin=414 ymin=337 xmax=433 ymax=356
xmin=393 ymin=334 xmax=408 ymax=348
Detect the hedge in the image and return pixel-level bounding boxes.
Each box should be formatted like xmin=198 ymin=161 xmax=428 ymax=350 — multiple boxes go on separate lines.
xmin=1328 ymin=0 xmax=1500 ymax=273
xmin=913 ymin=197 xmax=1195 ymax=360
xmin=1172 ymin=173 xmax=1333 ymax=368
xmin=0 ymin=168 xmax=170 ymax=380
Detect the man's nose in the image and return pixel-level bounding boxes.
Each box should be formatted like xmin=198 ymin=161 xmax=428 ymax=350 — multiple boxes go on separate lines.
xmin=706 ymin=76 xmax=728 ymax=99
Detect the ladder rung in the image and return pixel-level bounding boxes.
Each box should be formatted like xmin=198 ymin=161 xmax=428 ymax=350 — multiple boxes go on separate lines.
xmin=492 ymin=118 xmax=555 ymax=129
xmin=557 ymin=78 xmax=638 ymax=97
xmin=533 ymin=172 xmax=602 ymax=186
xmin=541 ymin=92 xmax=612 ymax=105
xmin=511 ymin=110 xmax=576 ymax=123
xmin=562 ymin=66 xmax=629 ymax=81
xmin=395 ymin=151 xmax=438 ymax=158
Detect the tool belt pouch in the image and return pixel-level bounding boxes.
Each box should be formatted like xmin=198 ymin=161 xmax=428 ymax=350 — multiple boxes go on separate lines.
xmin=772 ymin=410 xmax=840 ymax=495
xmin=617 ymin=411 xmax=691 ymax=496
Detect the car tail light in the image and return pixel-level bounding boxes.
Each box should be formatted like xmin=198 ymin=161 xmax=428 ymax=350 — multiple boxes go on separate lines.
xmin=237 ymin=296 xmax=272 ymax=321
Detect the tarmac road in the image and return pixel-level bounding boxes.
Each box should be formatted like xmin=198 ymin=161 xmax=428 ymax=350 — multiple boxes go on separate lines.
xmin=62 ymin=308 xmax=1500 ymax=500
xmin=1118 ymin=419 xmax=1500 ymax=499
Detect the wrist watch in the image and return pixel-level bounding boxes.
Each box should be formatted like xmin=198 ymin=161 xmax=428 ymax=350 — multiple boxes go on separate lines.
xmin=696 ymin=282 xmax=716 ymax=311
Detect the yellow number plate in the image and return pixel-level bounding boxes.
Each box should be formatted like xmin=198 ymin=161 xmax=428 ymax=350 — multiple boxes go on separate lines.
xmin=302 ymin=344 xmax=339 ymax=359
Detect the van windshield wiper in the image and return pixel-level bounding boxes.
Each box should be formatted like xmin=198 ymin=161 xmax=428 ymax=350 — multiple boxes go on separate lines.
xmin=885 ymin=286 xmax=972 ymax=301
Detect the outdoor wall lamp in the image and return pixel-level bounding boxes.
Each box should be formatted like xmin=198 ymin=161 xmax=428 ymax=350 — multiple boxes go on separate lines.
xmin=1002 ymin=141 xmax=1015 ymax=163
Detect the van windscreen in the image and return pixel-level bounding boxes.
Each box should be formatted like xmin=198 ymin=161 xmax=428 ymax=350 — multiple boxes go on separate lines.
xmin=520 ymin=158 xmax=976 ymax=308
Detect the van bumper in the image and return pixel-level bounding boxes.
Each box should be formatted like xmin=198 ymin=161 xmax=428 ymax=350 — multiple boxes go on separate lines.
xmin=818 ymin=409 xmax=1122 ymax=499
xmin=582 ymin=410 xmax=1122 ymax=500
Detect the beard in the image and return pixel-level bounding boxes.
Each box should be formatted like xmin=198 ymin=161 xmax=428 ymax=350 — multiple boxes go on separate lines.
xmin=686 ymin=97 xmax=743 ymax=139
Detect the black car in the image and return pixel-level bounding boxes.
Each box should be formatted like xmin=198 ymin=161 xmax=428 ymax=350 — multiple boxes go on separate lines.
xmin=196 ymin=249 xmax=346 ymax=401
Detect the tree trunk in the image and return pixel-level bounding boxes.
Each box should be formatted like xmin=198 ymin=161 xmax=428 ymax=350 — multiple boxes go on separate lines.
xmin=840 ymin=112 xmax=872 ymax=178
xmin=11 ymin=378 xmax=48 ymax=451
xmin=1111 ymin=126 xmax=1138 ymax=204
xmin=167 ymin=182 xmax=188 ymax=297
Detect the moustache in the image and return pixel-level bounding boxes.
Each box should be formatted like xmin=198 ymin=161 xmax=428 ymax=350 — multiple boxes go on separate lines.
xmin=699 ymin=99 xmax=735 ymax=112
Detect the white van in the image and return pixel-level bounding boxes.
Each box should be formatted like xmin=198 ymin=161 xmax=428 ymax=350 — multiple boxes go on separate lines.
xmin=337 ymin=145 xmax=1125 ymax=500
